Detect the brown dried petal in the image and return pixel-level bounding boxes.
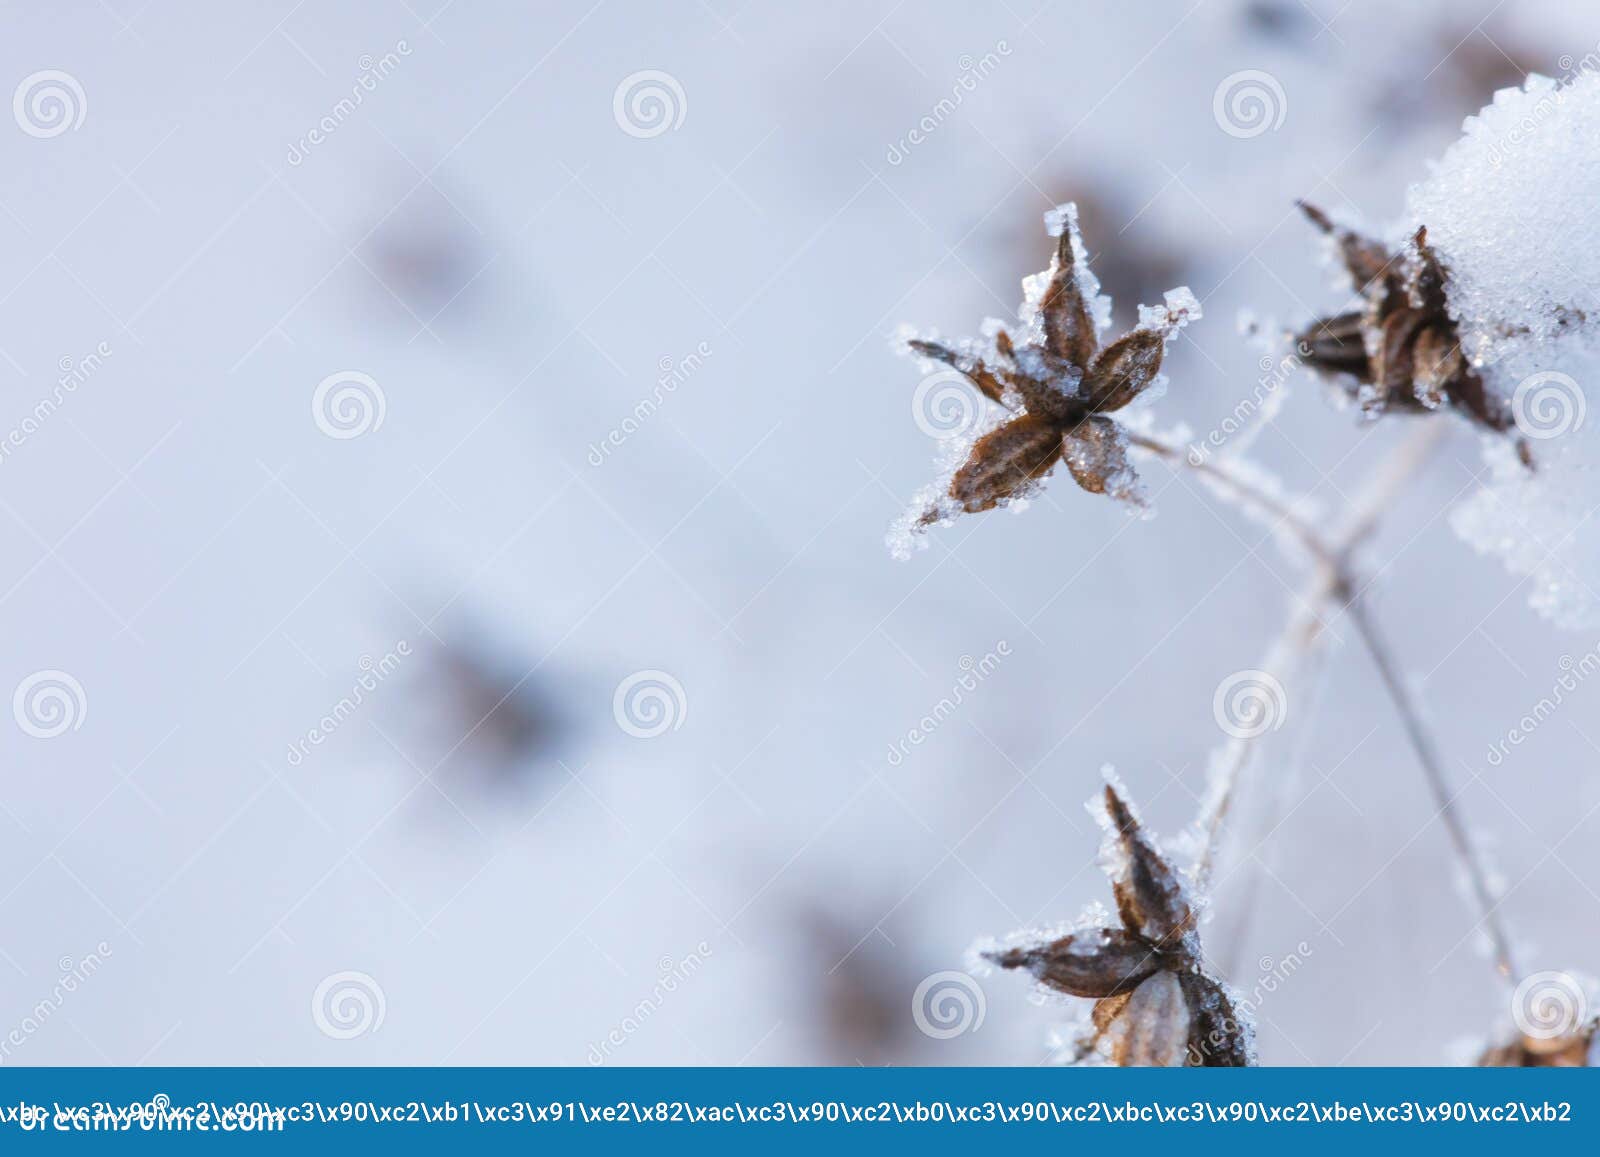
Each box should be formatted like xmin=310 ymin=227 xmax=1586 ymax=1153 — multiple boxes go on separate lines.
xmin=1101 ymin=783 xmax=1195 ymax=952
xmin=1479 ymin=1027 xmax=1597 ymax=1068
xmin=1062 ymin=416 xmax=1142 ymax=506
xmin=1297 ymin=200 xmax=1395 ymax=294
xmin=1178 ymin=972 xmax=1253 ymax=1067
xmin=1082 ymin=329 xmax=1164 ymax=414
xmin=985 ymin=928 xmax=1161 ymax=998
xmin=1103 ymin=971 xmax=1190 ymax=1067
xmin=1092 ymin=991 xmax=1132 ymax=1034
xmin=1373 ymin=307 xmax=1428 ymax=399
xmin=1040 ymin=227 xmax=1100 ymax=373
xmin=907 ymin=339 xmax=1011 ymax=407
xmin=1410 ymin=324 xmax=1459 ymax=410
xmin=1406 ymin=226 xmax=1448 ymax=312
xmin=947 ymin=413 xmax=1063 ymax=514
xmin=1010 ymin=374 xmax=1080 ymax=425
xmin=1298 ymin=311 xmax=1372 ymax=381
xmin=1447 ymin=368 xmax=1514 ymax=434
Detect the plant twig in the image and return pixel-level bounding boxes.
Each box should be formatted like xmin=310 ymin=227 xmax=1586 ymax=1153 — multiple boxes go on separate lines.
xmin=1341 ymin=596 xmax=1519 ymax=985
xmin=1125 ymin=431 xmax=1336 ymax=568
xmin=1133 ymin=421 xmax=1518 ymax=986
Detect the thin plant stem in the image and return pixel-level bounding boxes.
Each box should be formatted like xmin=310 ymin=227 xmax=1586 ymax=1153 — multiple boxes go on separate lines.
xmin=1216 ymin=635 xmax=1334 ymax=980
xmin=1125 ymin=431 xmax=1336 ymax=568
xmin=1132 ymin=421 xmax=1518 ymax=986
xmin=1192 ymin=583 xmax=1332 ymax=885
xmin=1341 ymin=596 xmax=1520 ymax=985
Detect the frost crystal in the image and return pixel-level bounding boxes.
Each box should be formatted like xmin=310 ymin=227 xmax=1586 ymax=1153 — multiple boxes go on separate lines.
xmin=886 ymin=204 xmax=1200 ymax=558
xmin=1407 ymin=73 xmax=1600 ymax=626
xmin=1407 ymin=72 xmax=1600 ymax=367
xmin=983 ymin=772 xmax=1251 ymax=1066
xmin=1450 ymin=371 xmax=1600 ymax=629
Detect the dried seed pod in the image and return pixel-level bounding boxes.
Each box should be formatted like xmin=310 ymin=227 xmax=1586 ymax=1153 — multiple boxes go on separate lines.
xmin=1294 ymin=203 xmax=1524 ymax=452
xmin=1104 ymin=970 xmax=1190 ymax=1067
xmin=1478 ymin=1026 xmax=1598 ymax=1068
xmin=891 ymin=204 xmax=1200 ymax=554
xmin=984 ymin=779 xmax=1253 ymax=1067
xmin=1478 ymin=973 xmax=1600 ymax=1067
xmin=1100 ymin=784 xmax=1195 ymax=953
xmin=987 ymin=928 xmax=1160 ymax=999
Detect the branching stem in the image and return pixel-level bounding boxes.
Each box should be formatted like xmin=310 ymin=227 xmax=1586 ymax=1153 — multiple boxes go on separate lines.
xmin=1133 ymin=421 xmax=1519 ymax=987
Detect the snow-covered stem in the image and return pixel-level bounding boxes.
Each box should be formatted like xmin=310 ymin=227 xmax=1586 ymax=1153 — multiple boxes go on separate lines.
xmin=1214 ymin=639 xmax=1333 ymax=981
xmin=1124 ymin=431 xmax=1334 ymax=567
xmin=1137 ymin=422 xmax=1516 ymax=986
xmin=1332 ymin=424 xmax=1519 ymax=986
xmin=1341 ymin=595 xmax=1519 ymax=986
xmin=1191 ymin=573 xmax=1332 ymax=886
xmin=1207 ymin=423 xmax=1447 ymax=973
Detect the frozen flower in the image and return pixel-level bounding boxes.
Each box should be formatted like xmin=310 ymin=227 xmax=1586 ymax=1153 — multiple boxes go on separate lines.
xmin=887 ymin=204 xmax=1199 ymax=558
xmin=1295 ymin=201 xmax=1523 ymax=458
xmin=984 ymin=781 xmax=1252 ymax=1066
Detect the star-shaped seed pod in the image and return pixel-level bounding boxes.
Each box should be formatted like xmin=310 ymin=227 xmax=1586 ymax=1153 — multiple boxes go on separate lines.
xmin=889 ymin=205 xmax=1200 ymax=555
xmin=984 ymin=781 xmax=1253 ymax=1067
xmin=1479 ymin=975 xmax=1600 ymax=1067
xmin=1478 ymin=1023 xmax=1599 ymax=1068
xmin=1294 ymin=202 xmax=1524 ymax=458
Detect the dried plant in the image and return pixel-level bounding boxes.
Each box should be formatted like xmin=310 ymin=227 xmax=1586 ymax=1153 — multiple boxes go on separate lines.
xmin=890 ymin=205 xmax=1198 ymax=553
xmin=1479 ymin=1022 xmax=1599 ymax=1068
xmin=890 ymin=196 xmax=1557 ymax=1066
xmin=1294 ymin=202 xmax=1524 ymax=454
xmin=985 ymin=781 xmax=1251 ymax=1066
xmin=998 ymin=181 xmax=1192 ymax=330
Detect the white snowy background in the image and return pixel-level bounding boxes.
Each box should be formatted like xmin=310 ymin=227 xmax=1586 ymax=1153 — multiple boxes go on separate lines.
xmin=0 ymin=0 xmax=1597 ymax=1065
